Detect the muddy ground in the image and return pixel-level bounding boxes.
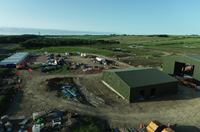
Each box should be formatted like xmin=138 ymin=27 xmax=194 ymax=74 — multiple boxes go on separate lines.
xmin=3 ymin=69 xmax=200 ymax=132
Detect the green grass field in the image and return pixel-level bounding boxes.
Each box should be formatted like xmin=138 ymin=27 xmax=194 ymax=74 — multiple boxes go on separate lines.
xmin=97 ymin=35 xmax=200 ymax=55
xmin=62 ymin=35 xmax=110 ymax=40
xmin=19 ymin=46 xmax=115 ymax=57
xmin=145 ymin=43 xmax=200 ymax=54
xmin=7 ymin=35 xmax=200 ymax=58
xmin=97 ymin=36 xmax=173 ymax=45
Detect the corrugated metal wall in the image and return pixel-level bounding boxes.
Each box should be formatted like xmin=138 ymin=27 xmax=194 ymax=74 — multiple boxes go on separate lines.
xmin=102 ymin=71 xmax=131 ymax=101
xmin=163 ymin=56 xmax=200 ymax=81
xmin=130 ymin=81 xmax=178 ymax=102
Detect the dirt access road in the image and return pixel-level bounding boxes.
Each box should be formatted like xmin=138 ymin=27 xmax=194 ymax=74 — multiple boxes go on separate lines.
xmin=5 ymin=69 xmax=200 ymax=132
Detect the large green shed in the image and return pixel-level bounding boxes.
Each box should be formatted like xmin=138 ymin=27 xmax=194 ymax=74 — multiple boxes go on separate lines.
xmin=102 ymin=67 xmax=178 ymax=102
xmin=163 ymin=55 xmax=200 ymax=84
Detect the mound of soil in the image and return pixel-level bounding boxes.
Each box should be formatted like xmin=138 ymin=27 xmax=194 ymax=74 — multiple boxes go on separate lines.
xmin=39 ymin=81 xmax=61 ymax=92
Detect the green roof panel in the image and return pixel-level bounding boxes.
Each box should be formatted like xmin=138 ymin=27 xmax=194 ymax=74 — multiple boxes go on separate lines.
xmin=106 ymin=68 xmax=178 ymax=88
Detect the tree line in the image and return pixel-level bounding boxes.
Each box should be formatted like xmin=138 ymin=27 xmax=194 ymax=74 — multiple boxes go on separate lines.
xmin=19 ymin=38 xmax=119 ymax=48
xmin=0 ymin=35 xmax=39 ymax=43
xmin=147 ymin=34 xmax=169 ymax=37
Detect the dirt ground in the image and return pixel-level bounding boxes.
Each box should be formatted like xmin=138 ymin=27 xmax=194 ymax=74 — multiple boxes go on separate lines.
xmin=26 ymin=55 xmax=47 ymax=63
xmin=3 ymin=68 xmax=200 ymax=132
xmin=1 ymin=54 xmax=200 ymax=132
xmin=66 ymin=55 xmax=120 ymax=69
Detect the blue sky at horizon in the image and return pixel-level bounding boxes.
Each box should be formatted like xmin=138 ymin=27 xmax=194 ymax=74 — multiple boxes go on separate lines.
xmin=0 ymin=0 xmax=200 ymax=35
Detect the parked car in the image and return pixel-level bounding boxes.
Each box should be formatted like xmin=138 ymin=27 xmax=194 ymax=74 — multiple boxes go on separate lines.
xmin=47 ymin=59 xmax=54 ymax=63
xmin=47 ymin=56 xmax=54 ymax=60
xmin=55 ymin=54 xmax=61 ymax=57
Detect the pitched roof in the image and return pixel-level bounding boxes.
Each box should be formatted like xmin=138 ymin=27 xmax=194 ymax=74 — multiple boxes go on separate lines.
xmin=0 ymin=52 xmax=29 ymax=65
xmin=106 ymin=68 xmax=178 ymax=88
xmin=186 ymin=54 xmax=200 ymax=61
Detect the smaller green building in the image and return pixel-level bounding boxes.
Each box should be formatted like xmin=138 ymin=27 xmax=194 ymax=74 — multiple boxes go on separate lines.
xmin=163 ymin=55 xmax=200 ymax=84
xmin=102 ymin=68 xmax=178 ymax=102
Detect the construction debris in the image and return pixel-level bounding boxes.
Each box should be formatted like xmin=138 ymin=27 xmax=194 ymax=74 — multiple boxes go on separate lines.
xmin=1 ymin=115 xmax=13 ymax=132
xmin=19 ymin=119 xmax=29 ymax=126
xmin=52 ymin=117 xmax=61 ymax=126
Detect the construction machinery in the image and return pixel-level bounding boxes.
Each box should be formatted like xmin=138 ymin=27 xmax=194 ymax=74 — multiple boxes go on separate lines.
xmin=16 ymin=58 xmax=27 ymax=69
xmin=146 ymin=120 xmax=175 ymax=132
xmin=179 ymin=79 xmax=199 ymax=90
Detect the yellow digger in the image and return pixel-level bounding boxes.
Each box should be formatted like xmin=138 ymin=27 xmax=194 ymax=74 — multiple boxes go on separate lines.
xmin=179 ymin=79 xmax=197 ymax=89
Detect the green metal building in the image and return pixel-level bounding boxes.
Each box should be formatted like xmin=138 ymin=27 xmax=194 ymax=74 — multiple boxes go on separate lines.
xmin=102 ymin=67 xmax=178 ymax=102
xmin=163 ymin=55 xmax=200 ymax=84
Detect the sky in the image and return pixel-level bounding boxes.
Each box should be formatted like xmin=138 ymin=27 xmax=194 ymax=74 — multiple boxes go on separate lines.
xmin=0 ymin=0 xmax=200 ymax=35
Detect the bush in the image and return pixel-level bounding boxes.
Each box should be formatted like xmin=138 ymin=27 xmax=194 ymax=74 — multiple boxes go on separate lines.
xmin=72 ymin=116 xmax=101 ymax=132
xmin=0 ymin=88 xmax=15 ymax=115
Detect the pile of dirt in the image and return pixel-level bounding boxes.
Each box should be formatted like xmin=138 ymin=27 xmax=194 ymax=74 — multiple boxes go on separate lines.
xmin=113 ymin=54 xmax=130 ymax=58
xmin=39 ymin=81 xmax=61 ymax=92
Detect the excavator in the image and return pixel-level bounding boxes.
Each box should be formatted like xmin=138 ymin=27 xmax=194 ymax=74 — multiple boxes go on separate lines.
xmin=179 ymin=78 xmax=200 ymax=90
xmin=16 ymin=58 xmax=27 ymax=69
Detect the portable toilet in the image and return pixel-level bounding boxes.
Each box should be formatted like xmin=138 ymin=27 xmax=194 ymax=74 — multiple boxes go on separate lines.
xmin=32 ymin=124 xmax=41 ymax=132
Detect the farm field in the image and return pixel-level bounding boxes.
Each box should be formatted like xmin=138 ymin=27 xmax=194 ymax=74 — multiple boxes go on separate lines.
xmin=97 ymin=35 xmax=200 ymax=55
xmin=97 ymin=35 xmax=173 ymax=44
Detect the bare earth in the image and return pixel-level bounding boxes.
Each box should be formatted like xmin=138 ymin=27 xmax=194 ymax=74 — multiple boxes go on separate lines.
xmin=4 ymin=55 xmax=200 ymax=132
